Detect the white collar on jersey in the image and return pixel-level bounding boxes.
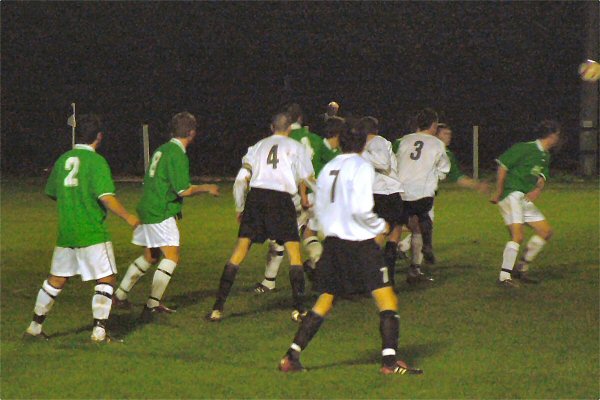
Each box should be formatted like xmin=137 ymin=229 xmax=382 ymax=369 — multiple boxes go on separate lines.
xmin=323 ymin=137 xmax=333 ymax=150
xmin=74 ymin=144 xmax=95 ymax=152
xmin=291 ymin=122 xmax=302 ymax=130
xmin=170 ymin=138 xmax=187 ymax=153
xmin=534 ymin=139 xmax=545 ymax=152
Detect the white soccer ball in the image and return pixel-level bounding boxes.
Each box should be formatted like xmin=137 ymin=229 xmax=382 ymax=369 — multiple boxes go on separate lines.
xmin=579 ymin=60 xmax=600 ymax=82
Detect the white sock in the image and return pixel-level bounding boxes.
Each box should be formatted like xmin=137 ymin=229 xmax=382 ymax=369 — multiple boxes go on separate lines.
xmin=410 ymin=234 xmax=423 ymax=266
xmin=303 ymin=236 xmax=322 ymax=268
xmin=147 ymin=259 xmax=177 ymax=308
xmin=499 ymin=241 xmax=520 ymax=281
xmin=399 ymin=234 xmax=412 ymax=252
xmin=263 ymin=241 xmax=284 ymax=289
xmin=522 ymin=235 xmax=546 ymax=263
xmin=115 ymin=256 xmax=152 ymax=301
xmin=27 ymin=280 xmax=62 ymax=335
xmin=92 ymin=284 xmax=114 ymax=340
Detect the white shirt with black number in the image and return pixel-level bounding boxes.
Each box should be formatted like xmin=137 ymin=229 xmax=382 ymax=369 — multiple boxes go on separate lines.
xmin=242 ymin=134 xmax=314 ymax=196
xmin=315 ymin=153 xmax=387 ymax=241
xmin=396 ymin=133 xmax=451 ymax=201
xmin=362 ymin=135 xmax=403 ymax=195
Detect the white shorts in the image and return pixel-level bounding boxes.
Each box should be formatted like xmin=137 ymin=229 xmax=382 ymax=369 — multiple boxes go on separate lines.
xmin=50 ymin=242 xmax=117 ymax=281
xmin=498 ymin=191 xmax=545 ymax=225
xmin=132 ymin=217 xmax=180 ymax=248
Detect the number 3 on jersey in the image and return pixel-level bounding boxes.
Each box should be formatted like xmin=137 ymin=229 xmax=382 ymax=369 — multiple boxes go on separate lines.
xmin=267 ymin=145 xmax=279 ymax=169
xmin=410 ymin=141 xmax=424 ymax=160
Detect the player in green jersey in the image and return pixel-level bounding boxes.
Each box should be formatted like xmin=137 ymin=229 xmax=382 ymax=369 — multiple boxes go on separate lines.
xmin=490 ymin=120 xmax=561 ymax=288
xmin=24 ymin=114 xmax=140 ymax=342
xmin=113 ymin=112 xmax=219 ymax=321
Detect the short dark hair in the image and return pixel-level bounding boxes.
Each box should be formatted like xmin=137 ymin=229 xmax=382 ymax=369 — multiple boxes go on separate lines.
xmin=534 ymin=120 xmax=561 ymax=138
xmin=415 ymin=108 xmax=439 ymax=131
xmin=358 ymin=116 xmax=379 ymax=135
xmin=169 ymin=112 xmax=197 ymax=138
xmin=76 ymin=114 xmax=103 ymax=144
xmin=286 ymin=103 xmax=303 ymax=123
xmin=340 ymin=121 xmax=367 ymax=153
xmin=436 ymin=123 xmax=451 ymax=133
xmin=322 ymin=116 xmax=346 ymax=139
xmin=271 ymin=112 xmax=292 ymax=132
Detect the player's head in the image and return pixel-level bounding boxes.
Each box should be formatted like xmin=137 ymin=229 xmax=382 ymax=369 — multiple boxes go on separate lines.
xmin=535 ymin=119 xmax=561 ymax=149
xmin=77 ymin=114 xmax=104 ymax=145
xmin=340 ymin=120 xmax=367 ymax=154
xmin=323 ymin=116 xmax=346 ymax=149
xmin=415 ymin=108 xmax=439 ymax=133
xmin=286 ymin=103 xmax=303 ymax=124
xmin=271 ymin=112 xmax=292 ymax=135
xmin=358 ymin=116 xmax=379 ymax=136
xmin=326 ymin=101 xmax=339 ymax=117
xmin=436 ymin=123 xmax=452 ymax=146
xmin=170 ymin=112 xmax=197 ymax=141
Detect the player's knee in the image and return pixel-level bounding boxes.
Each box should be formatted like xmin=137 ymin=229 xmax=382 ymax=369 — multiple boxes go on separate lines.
xmin=97 ymin=275 xmax=116 ymax=286
xmin=47 ymin=275 xmax=68 ymax=289
xmin=542 ymin=227 xmax=553 ymax=240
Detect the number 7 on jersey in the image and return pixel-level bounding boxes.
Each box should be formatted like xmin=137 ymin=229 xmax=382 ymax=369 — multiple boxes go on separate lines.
xmin=329 ymin=169 xmax=340 ymax=202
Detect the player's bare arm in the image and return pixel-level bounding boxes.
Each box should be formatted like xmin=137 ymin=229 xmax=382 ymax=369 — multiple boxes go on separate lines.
xmin=99 ymin=195 xmax=140 ymax=228
xmin=490 ymin=166 xmax=508 ymax=204
xmin=179 ymin=184 xmax=220 ymax=197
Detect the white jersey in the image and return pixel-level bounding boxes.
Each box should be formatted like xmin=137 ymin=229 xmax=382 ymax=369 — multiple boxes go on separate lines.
xmin=242 ymin=134 xmax=314 ymax=196
xmin=315 ymin=153 xmax=386 ymax=241
xmin=396 ymin=132 xmax=451 ymax=201
xmin=232 ymin=167 xmax=251 ymax=212
xmin=362 ymin=135 xmax=403 ymax=195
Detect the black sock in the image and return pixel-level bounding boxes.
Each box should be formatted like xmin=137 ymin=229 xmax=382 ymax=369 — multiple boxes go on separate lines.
xmin=213 ymin=263 xmax=239 ymax=311
xmin=287 ymin=311 xmax=325 ymax=359
xmin=384 ymin=241 xmax=398 ymax=284
xmin=379 ymin=310 xmax=400 ymax=367
xmin=418 ymin=215 xmax=433 ymax=254
xmin=289 ymin=264 xmax=305 ymax=311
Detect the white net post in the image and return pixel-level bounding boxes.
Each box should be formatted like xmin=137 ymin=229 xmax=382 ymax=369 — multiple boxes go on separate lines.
xmin=473 ymin=125 xmax=479 ymax=179
xmin=142 ymin=124 xmax=150 ymax=174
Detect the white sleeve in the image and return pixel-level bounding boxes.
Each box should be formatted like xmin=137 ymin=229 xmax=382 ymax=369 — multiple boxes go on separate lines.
xmin=295 ymin=145 xmax=316 ymax=186
xmin=362 ymin=139 xmax=391 ymax=175
xmin=233 ymin=167 xmax=251 ymax=212
xmin=351 ymin=163 xmax=387 ymax=235
xmin=241 ymin=145 xmax=256 ymax=172
xmin=436 ymin=146 xmax=451 ymax=181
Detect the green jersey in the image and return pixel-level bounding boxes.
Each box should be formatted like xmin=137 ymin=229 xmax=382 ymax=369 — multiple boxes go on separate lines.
xmin=290 ymin=125 xmax=339 ymax=177
xmin=137 ymin=139 xmax=191 ymax=224
xmin=45 ymin=144 xmax=116 ymax=247
xmin=446 ymin=149 xmax=465 ymax=183
xmin=392 ymin=138 xmax=401 ymax=154
xmin=497 ymin=140 xmax=550 ymax=200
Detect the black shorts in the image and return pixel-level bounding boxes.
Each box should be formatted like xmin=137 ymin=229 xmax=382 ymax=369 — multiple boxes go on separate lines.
xmin=400 ymin=197 xmax=434 ymax=224
xmin=373 ymin=193 xmax=404 ymax=227
xmin=238 ymin=188 xmax=300 ymax=244
xmin=313 ymin=237 xmax=391 ymax=296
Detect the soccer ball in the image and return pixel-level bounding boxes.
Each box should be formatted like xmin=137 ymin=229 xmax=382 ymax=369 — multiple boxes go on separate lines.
xmin=579 ymin=60 xmax=600 ymax=82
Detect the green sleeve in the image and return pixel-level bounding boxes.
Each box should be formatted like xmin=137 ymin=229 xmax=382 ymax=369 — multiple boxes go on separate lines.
xmin=45 ymin=161 xmax=58 ymax=199
xmin=92 ymin=157 xmax=116 ymax=198
xmin=446 ymin=150 xmax=465 ymax=183
xmin=169 ymin=152 xmax=191 ymax=194
xmin=392 ymin=139 xmax=401 ymax=154
xmin=497 ymin=143 xmax=524 ymax=170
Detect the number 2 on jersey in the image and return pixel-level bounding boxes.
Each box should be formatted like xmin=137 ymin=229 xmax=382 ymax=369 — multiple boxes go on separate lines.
xmin=63 ymin=157 xmax=80 ymax=187
xmin=329 ymin=169 xmax=340 ymax=202
xmin=410 ymin=141 xmax=424 ymax=160
xmin=267 ymin=145 xmax=279 ymax=169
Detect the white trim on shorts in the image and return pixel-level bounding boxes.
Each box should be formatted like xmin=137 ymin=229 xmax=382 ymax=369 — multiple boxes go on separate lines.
xmin=50 ymin=241 xmax=117 ymax=281
xmin=132 ymin=217 xmax=180 ymax=248
xmin=498 ymin=191 xmax=545 ymax=225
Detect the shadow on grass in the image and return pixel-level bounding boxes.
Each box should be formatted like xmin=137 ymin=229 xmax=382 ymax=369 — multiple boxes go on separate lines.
xmin=307 ymin=341 xmax=447 ymax=371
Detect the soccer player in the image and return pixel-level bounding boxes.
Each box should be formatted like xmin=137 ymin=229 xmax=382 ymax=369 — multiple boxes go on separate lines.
xmin=490 ymin=120 xmax=560 ymax=287
xmin=207 ymin=112 xmax=315 ymax=322
xmin=396 ymin=108 xmax=450 ymax=284
xmin=253 ymin=112 xmax=343 ymax=293
xmin=278 ymin=121 xmax=423 ymax=375
xmin=360 ymin=116 xmax=404 ymax=286
xmin=24 ymin=114 xmax=140 ymax=342
xmin=113 ymin=112 xmax=219 ymax=321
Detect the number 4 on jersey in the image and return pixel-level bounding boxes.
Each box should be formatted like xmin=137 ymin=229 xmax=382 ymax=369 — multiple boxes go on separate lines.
xmin=267 ymin=145 xmax=279 ymax=169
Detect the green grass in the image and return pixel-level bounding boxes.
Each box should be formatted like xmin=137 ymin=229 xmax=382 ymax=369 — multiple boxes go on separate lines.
xmin=1 ymin=179 xmax=598 ymax=399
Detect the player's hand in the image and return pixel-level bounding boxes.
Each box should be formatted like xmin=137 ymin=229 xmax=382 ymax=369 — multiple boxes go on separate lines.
xmin=490 ymin=193 xmax=501 ymax=204
xmin=236 ymin=212 xmax=243 ymax=224
xmin=126 ymin=214 xmax=140 ymax=228
xmin=205 ymin=184 xmax=220 ymax=197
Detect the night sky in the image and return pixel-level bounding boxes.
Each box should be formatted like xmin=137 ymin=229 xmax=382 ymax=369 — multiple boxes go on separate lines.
xmin=1 ymin=2 xmax=588 ymax=176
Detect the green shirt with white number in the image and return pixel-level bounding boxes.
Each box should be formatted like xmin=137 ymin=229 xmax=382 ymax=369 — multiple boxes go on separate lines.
xmin=137 ymin=138 xmax=191 ymax=224
xmin=497 ymin=140 xmax=550 ymax=200
xmin=45 ymin=144 xmax=116 ymax=247
xmin=290 ymin=126 xmax=339 ymax=177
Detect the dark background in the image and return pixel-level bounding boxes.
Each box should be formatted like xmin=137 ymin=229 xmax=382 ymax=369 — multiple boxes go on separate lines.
xmin=1 ymin=2 xmax=588 ymax=177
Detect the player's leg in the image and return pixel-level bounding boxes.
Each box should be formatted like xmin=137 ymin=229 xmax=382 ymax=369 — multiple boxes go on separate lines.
xmin=114 ymin=247 xmax=159 ymax=307
xmin=285 ymin=240 xmax=307 ymax=320
xmin=406 ymin=216 xmax=432 ymax=284
xmin=418 ymin=209 xmax=435 ymax=264
xmin=255 ymin=240 xmax=284 ymax=293
xmin=497 ymin=193 xmax=525 ymax=287
xmin=302 ymin=225 xmax=322 ymax=278
xmin=25 ymin=273 xmax=68 ymax=340
xmin=208 ymin=237 xmax=252 ymax=321
xmin=514 ymin=219 xmax=552 ymax=283
xmin=383 ymin=224 xmax=401 ymax=285
xmin=140 ymin=245 xmax=179 ymax=320
xmin=279 ymin=293 xmax=333 ymax=372
xmin=91 ymin=274 xmax=116 ymax=342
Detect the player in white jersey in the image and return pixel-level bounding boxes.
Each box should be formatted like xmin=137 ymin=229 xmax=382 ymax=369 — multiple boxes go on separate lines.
xmin=396 ymin=108 xmax=450 ymax=284
xmin=278 ymin=121 xmax=423 ymax=376
xmin=207 ymin=112 xmax=315 ymax=322
xmin=360 ymin=117 xmax=404 ymax=287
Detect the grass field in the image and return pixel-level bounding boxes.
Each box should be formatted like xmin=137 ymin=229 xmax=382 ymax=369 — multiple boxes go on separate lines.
xmin=1 ymin=178 xmax=598 ymax=399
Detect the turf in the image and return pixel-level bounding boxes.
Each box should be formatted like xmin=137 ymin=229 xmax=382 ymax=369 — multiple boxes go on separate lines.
xmin=1 ymin=179 xmax=598 ymax=399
